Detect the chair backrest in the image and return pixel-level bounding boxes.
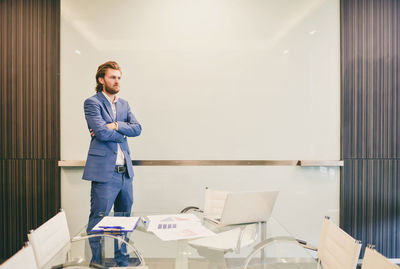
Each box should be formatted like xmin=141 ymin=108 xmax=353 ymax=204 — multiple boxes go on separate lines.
xmin=28 ymin=210 xmax=71 ymax=268
xmin=317 ymin=217 xmax=362 ymax=269
xmin=203 ymin=188 xmax=229 ymax=217
xmin=362 ymin=246 xmax=399 ymax=269
xmin=0 ymin=244 xmax=37 ymax=269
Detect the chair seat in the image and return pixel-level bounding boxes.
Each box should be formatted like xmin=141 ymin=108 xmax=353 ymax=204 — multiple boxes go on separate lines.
xmin=189 ymin=224 xmax=256 ymax=252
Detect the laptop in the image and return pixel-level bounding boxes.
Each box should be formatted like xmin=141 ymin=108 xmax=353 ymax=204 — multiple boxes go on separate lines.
xmin=204 ymin=190 xmax=279 ymax=226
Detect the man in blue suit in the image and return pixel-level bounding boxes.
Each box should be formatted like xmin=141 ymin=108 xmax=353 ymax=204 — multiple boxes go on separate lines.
xmin=82 ymin=61 xmax=142 ymax=266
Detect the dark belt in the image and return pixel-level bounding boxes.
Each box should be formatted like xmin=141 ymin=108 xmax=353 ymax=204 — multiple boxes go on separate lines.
xmin=115 ymin=165 xmax=127 ymax=173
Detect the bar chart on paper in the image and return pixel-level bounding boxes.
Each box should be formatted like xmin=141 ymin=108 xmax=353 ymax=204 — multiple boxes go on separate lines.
xmin=146 ymin=214 xmax=215 ymax=241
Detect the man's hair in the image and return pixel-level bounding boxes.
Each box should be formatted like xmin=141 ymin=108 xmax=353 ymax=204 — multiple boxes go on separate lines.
xmin=95 ymin=61 xmax=122 ymax=92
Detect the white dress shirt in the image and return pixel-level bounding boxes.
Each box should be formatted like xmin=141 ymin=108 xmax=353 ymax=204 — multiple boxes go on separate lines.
xmin=102 ymin=91 xmax=125 ymax=165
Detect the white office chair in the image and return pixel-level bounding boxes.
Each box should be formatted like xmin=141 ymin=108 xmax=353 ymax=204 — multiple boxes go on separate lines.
xmin=189 ymin=188 xmax=257 ymax=250
xmin=361 ymin=245 xmax=399 ymax=269
xmin=28 ymin=209 xmax=71 ymax=268
xmin=189 ymin=223 xmax=257 ymax=250
xmin=180 ymin=188 xmax=228 ymax=216
xmin=203 ymin=188 xmax=229 ymax=218
xmin=316 ymin=217 xmax=362 ymax=269
xmin=27 ymin=209 xmax=146 ymax=268
xmin=243 ymin=216 xmax=362 ymax=269
xmin=0 ymin=243 xmax=37 ymax=269
xmin=182 ymin=189 xmax=258 ymax=268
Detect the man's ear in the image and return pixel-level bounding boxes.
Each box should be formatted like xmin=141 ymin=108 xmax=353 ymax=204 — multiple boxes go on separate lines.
xmin=98 ymin=77 xmax=104 ymax=85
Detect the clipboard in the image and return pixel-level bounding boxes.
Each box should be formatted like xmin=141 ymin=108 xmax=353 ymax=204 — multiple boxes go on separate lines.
xmin=91 ymin=216 xmax=141 ymax=233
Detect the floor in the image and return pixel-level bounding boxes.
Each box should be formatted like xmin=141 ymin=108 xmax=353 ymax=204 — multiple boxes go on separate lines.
xmin=139 ymin=258 xmax=317 ymax=269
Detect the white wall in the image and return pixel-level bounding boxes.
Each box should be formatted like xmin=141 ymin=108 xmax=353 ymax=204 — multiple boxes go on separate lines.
xmin=61 ymin=0 xmax=340 ymax=252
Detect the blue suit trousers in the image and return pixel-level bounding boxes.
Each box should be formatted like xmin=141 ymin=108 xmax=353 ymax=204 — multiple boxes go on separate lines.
xmin=86 ymin=171 xmax=133 ymax=265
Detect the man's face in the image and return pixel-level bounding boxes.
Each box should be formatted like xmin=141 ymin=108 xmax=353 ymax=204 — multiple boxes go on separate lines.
xmin=100 ymin=69 xmax=121 ymax=95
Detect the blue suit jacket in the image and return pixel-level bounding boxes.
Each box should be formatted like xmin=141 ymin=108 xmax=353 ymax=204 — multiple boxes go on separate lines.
xmin=82 ymin=92 xmax=142 ymax=182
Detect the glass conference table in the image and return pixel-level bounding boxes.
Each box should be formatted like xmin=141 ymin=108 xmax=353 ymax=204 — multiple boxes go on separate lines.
xmin=44 ymin=211 xmax=317 ymax=269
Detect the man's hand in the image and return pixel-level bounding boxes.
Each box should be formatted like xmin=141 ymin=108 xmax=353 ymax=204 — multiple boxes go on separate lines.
xmin=106 ymin=122 xmax=118 ymax=130
xmin=90 ymin=122 xmax=118 ymax=137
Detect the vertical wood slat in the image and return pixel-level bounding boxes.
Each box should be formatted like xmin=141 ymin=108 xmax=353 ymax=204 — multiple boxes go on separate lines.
xmin=341 ymin=0 xmax=400 ymax=258
xmin=0 ymin=0 xmax=60 ymax=259
xmin=341 ymin=160 xmax=400 ymax=257
xmin=0 ymin=160 xmax=60 ymax=258
xmin=0 ymin=0 xmax=60 ymax=160
xmin=341 ymin=0 xmax=400 ymax=159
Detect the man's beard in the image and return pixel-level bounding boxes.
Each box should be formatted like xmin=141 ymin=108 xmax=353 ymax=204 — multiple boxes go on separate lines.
xmin=104 ymin=83 xmax=120 ymax=95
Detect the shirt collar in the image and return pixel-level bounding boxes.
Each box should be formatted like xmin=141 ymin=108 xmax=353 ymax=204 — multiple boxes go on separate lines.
xmin=102 ymin=91 xmax=118 ymax=105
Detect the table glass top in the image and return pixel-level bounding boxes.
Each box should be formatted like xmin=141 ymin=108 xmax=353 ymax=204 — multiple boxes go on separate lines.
xmin=56 ymin=211 xmax=317 ymax=269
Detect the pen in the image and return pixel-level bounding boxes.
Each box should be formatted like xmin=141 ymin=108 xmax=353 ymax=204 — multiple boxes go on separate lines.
xmin=99 ymin=226 xmax=124 ymax=229
xmin=101 ymin=229 xmax=125 ymax=233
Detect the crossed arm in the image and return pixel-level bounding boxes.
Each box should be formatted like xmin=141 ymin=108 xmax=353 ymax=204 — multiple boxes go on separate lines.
xmin=84 ymin=99 xmax=142 ymax=142
xmin=115 ymin=105 xmax=142 ymax=137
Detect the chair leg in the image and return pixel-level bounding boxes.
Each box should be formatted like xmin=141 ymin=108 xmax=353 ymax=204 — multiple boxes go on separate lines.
xmin=317 ymin=259 xmax=322 ymax=269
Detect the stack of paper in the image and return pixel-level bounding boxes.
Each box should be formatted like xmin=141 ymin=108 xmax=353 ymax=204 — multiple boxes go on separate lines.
xmin=146 ymin=214 xmax=215 ymax=241
xmin=91 ymin=216 xmax=141 ymax=232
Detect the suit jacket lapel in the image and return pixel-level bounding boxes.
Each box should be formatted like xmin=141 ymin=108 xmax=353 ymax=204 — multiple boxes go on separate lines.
xmin=96 ymin=92 xmax=114 ymax=121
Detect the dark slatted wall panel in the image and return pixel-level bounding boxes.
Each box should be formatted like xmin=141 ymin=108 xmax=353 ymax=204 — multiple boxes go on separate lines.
xmin=341 ymin=160 xmax=400 ymax=255
xmin=0 ymin=0 xmax=60 ymax=259
xmin=341 ymin=0 xmax=400 ymax=257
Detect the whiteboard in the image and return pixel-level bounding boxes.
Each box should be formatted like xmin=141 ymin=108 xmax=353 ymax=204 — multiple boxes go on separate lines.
xmin=60 ymin=0 xmax=340 ymax=161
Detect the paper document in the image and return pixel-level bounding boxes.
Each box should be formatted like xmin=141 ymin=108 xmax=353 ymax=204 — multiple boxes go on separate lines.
xmin=91 ymin=216 xmax=141 ymax=232
xmin=146 ymin=213 xmax=215 ymax=241
xmin=154 ymin=222 xmax=215 ymax=241
xmin=146 ymin=213 xmax=201 ymax=232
